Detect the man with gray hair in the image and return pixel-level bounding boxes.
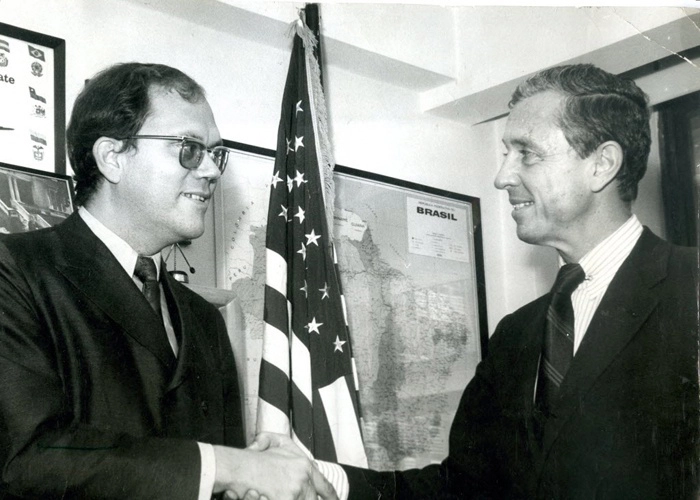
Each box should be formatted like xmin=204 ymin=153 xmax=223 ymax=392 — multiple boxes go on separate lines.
xmin=259 ymin=63 xmax=699 ymax=499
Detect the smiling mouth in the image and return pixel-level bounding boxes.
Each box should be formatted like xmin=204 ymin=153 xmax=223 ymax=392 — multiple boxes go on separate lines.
xmin=512 ymin=201 xmax=534 ymax=211
xmin=183 ymin=193 xmax=208 ymax=202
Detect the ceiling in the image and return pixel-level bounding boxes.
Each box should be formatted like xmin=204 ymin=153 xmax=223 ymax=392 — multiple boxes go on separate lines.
xmin=125 ymin=0 xmax=700 ymax=124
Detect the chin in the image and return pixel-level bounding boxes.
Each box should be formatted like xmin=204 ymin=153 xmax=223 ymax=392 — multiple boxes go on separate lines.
xmin=175 ymin=221 xmax=206 ymax=242
xmin=515 ymin=225 xmax=544 ymax=246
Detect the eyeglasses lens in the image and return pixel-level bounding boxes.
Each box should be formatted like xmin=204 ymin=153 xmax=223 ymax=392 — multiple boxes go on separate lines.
xmin=179 ymin=139 xmax=228 ymax=174
xmin=179 ymin=139 xmax=204 ymax=169
xmin=212 ymin=148 xmax=229 ymax=174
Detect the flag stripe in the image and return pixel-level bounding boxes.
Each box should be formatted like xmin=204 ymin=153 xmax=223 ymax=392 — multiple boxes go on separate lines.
xmin=319 ymin=377 xmax=367 ymax=466
xmin=264 ymin=285 xmax=289 ymax=335
xmin=292 ymin=430 xmax=313 ymax=459
xmin=257 ymin=397 xmax=290 ymax=434
xmin=291 ymin=332 xmax=313 ymax=402
xmin=261 ymin=322 xmax=290 ymax=375
xmin=310 ymin=387 xmax=338 ymax=463
xmin=291 ymin=381 xmax=313 ymax=448
xmin=351 ymin=359 xmax=361 ymax=397
xmin=258 ymin=358 xmax=291 ymax=412
xmin=266 ymin=248 xmax=288 ymax=296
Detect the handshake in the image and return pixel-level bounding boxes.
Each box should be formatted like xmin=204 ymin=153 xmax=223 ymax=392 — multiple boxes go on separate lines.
xmin=212 ymin=432 xmax=339 ymax=500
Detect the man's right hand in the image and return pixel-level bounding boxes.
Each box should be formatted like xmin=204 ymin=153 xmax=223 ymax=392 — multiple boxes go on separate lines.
xmin=212 ymin=445 xmax=338 ymax=500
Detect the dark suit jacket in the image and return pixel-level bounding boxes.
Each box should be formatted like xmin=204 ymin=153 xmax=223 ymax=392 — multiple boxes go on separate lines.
xmin=344 ymin=228 xmax=699 ymax=499
xmin=0 ymin=213 xmax=244 ymax=499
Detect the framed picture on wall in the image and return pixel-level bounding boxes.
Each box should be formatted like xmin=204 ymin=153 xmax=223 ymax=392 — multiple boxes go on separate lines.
xmin=211 ymin=141 xmax=488 ymax=470
xmin=0 ymin=162 xmax=74 ymax=234
xmin=0 ymin=23 xmax=66 ymax=174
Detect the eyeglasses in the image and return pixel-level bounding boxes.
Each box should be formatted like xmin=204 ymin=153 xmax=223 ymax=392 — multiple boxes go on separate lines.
xmin=128 ymin=135 xmax=231 ymax=174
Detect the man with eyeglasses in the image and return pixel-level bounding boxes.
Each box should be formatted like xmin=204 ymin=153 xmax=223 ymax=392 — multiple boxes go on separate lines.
xmin=0 ymin=62 xmax=336 ymax=500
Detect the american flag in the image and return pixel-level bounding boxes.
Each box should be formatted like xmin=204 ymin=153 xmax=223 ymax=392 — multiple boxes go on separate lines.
xmin=256 ymin=18 xmax=368 ymax=467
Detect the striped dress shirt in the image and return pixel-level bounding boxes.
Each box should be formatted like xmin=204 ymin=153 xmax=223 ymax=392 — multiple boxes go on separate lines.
xmin=570 ymin=215 xmax=643 ymax=354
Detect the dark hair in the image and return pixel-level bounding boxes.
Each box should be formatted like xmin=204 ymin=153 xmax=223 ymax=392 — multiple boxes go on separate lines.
xmin=509 ymin=64 xmax=650 ymax=202
xmin=66 ymin=62 xmax=206 ymax=206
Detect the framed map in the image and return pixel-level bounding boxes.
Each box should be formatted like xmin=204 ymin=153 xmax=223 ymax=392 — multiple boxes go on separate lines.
xmin=215 ymin=143 xmax=487 ymax=470
xmin=0 ymin=23 xmax=66 ymax=174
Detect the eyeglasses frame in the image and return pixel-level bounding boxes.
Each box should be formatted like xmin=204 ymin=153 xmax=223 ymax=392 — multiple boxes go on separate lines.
xmin=127 ymin=135 xmax=232 ymax=174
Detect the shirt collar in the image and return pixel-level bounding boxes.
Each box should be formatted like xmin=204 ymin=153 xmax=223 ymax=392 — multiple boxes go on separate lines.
xmin=78 ymin=206 xmax=160 ymax=279
xmin=559 ymin=215 xmax=643 ymax=292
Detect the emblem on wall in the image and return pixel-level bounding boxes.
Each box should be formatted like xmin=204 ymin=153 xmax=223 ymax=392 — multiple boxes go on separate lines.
xmin=31 ymin=61 xmax=43 ymax=77
xmin=28 ymin=86 xmax=46 ymax=103
xmin=32 ymin=104 xmax=46 ymax=118
xmin=30 ymin=131 xmax=46 ymax=145
xmin=32 ymin=144 xmax=44 ymax=161
xmin=0 ymin=38 xmax=9 ymax=68
xmin=27 ymin=45 xmax=44 ymax=61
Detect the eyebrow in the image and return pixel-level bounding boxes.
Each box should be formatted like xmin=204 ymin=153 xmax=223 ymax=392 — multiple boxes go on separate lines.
xmin=503 ymin=136 xmax=542 ymax=152
xmin=182 ymin=133 xmax=223 ymax=148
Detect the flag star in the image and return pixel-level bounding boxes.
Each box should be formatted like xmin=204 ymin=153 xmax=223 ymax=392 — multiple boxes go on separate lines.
xmin=294 ymin=206 xmax=305 ymax=224
xmin=305 ymin=229 xmax=321 ymax=246
xmin=297 ymin=242 xmax=307 ymax=260
xmin=294 ymin=135 xmax=304 ymax=152
xmin=293 ymin=170 xmax=307 ymax=187
xmin=300 ymin=280 xmax=308 ymax=298
xmin=319 ymin=283 xmax=330 ymax=300
xmin=307 ymin=317 xmax=323 ymax=334
xmin=271 ymin=171 xmax=283 ymax=188
xmin=295 ymin=100 xmax=303 ymax=115
xmin=286 ymin=138 xmax=293 ymax=154
xmin=333 ymin=336 xmax=346 ymax=352
xmin=287 ymin=175 xmax=294 ymax=192
xmin=278 ymin=205 xmax=288 ymax=220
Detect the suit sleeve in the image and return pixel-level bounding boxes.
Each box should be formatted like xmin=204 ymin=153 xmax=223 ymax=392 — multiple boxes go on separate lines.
xmin=0 ymin=241 xmax=201 ymax=499
xmin=342 ymin=315 xmax=519 ymax=500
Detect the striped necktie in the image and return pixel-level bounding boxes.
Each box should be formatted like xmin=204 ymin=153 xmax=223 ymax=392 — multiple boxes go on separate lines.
xmin=134 ymin=255 xmax=162 ymax=319
xmin=535 ymin=263 xmax=586 ymax=418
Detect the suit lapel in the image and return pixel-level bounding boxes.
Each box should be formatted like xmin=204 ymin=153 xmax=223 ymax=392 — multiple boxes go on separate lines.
xmin=162 ymin=270 xmax=217 ymax=393
xmin=162 ymin=270 xmax=190 ymax=391
xmin=542 ymin=229 xmax=668 ymax=451
xmin=512 ymin=297 xmax=550 ymax=462
xmin=516 ymin=300 xmax=548 ymax=418
xmin=54 ymin=214 xmax=177 ymax=369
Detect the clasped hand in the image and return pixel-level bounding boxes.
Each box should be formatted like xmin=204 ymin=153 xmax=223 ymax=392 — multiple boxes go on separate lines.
xmin=214 ymin=433 xmax=338 ymax=500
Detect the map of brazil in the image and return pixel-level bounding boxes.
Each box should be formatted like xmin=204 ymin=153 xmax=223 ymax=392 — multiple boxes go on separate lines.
xmin=219 ymin=151 xmax=484 ymax=470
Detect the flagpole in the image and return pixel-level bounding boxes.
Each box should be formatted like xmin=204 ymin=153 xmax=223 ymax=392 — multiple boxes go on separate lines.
xmin=304 ymin=3 xmax=323 ymax=89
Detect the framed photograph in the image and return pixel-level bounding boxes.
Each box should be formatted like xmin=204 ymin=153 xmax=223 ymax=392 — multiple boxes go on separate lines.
xmin=0 ymin=23 xmax=66 ymax=174
xmin=0 ymin=162 xmax=74 ymax=234
xmin=210 ymin=142 xmax=488 ymax=469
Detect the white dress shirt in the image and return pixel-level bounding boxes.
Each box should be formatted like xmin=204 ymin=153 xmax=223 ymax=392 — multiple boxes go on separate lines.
xmin=78 ymin=207 xmax=216 ymax=500
xmin=569 ymin=214 xmax=643 ymax=353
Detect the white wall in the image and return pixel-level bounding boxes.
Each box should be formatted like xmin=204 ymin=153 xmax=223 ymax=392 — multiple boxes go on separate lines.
xmin=0 ymin=0 xmax=673 ymax=335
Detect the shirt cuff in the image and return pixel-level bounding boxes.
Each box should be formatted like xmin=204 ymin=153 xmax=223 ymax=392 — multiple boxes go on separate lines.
xmin=315 ymin=460 xmax=349 ymax=500
xmin=197 ymin=442 xmax=216 ymax=500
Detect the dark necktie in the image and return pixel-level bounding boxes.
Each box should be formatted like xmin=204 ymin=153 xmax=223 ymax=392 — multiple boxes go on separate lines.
xmin=535 ymin=263 xmax=586 ymax=418
xmin=134 ymin=255 xmax=162 ymax=319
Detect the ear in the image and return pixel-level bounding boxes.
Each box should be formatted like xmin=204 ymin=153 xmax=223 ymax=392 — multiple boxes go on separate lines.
xmin=590 ymin=141 xmax=623 ymax=193
xmin=92 ymin=137 xmax=126 ymax=184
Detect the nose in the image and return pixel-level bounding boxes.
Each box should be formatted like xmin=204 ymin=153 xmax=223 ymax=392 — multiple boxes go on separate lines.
xmin=494 ymin=153 xmax=520 ymax=191
xmin=194 ymin=151 xmax=222 ymax=182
